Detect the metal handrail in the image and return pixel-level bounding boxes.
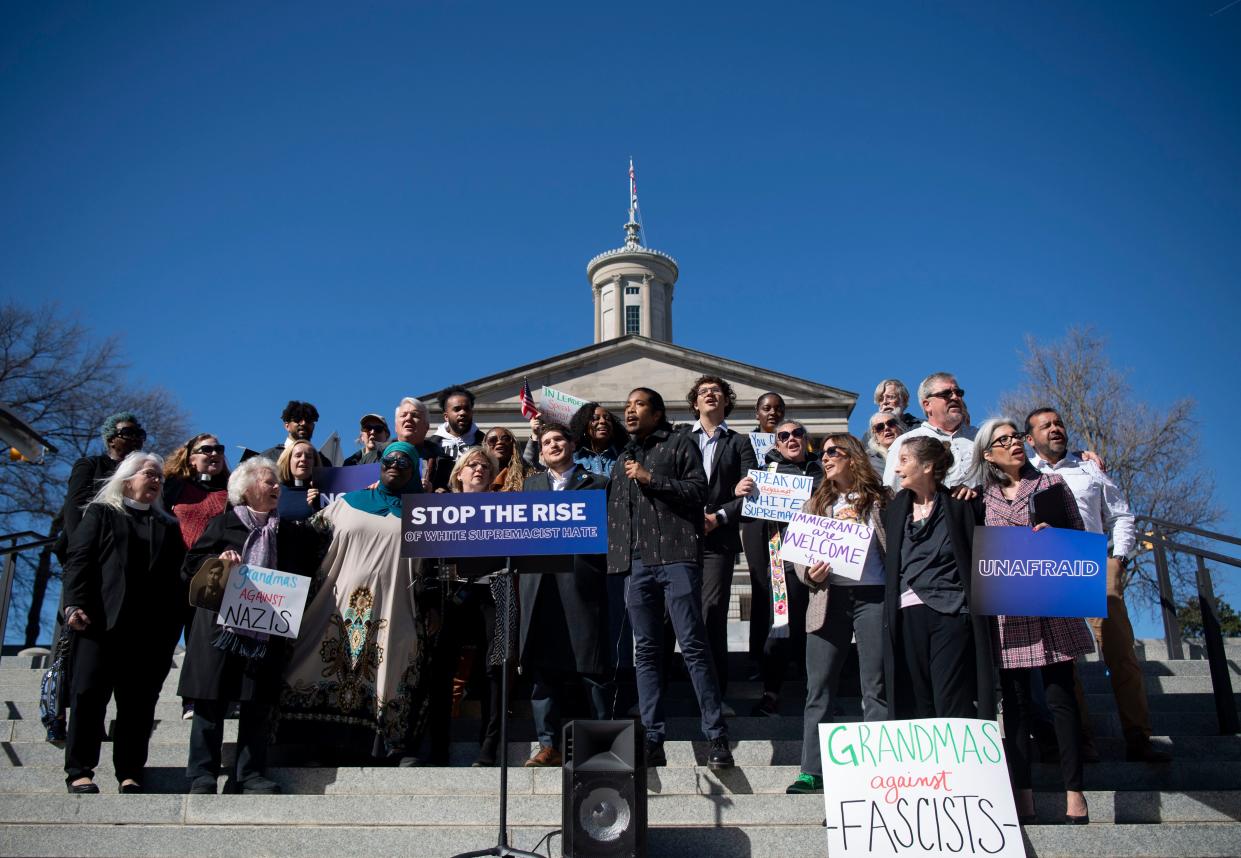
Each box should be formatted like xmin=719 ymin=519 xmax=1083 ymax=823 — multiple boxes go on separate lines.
xmin=0 ymin=530 xmax=58 ymax=651
xmin=1133 ymin=515 xmax=1238 ymax=734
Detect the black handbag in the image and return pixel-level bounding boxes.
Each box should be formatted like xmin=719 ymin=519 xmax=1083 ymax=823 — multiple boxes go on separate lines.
xmin=38 ymin=625 xmax=73 ymax=729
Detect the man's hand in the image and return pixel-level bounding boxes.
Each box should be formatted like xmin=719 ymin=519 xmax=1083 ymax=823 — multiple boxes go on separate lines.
xmin=704 ymin=512 xmax=720 ymax=534
xmin=529 ymin=415 xmax=543 ymax=436
xmin=65 ymin=608 xmax=90 ymax=631
xmin=1082 ymin=450 xmax=1106 ymax=471
xmin=624 ymin=459 xmax=652 ymax=485
xmin=951 ymin=485 xmax=978 ymax=501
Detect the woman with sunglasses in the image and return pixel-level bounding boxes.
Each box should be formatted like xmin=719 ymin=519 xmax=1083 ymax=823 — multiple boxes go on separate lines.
xmin=420 ymin=447 xmax=510 ymax=766
xmin=865 ymin=411 xmax=907 ymax=477
xmin=973 ymin=418 xmax=1092 ymax=825
xmin=785 ymin=435 xmax=890 ymax=795
xmin=734 ymin=419 xmax=823 ymax=717
xmin=163 ymin=433 xmax=231 ymax=720
xmin=484 ymin=426 xmax=537 ymax=491
xmin=280 ymin=441 xmax=434 ymax=764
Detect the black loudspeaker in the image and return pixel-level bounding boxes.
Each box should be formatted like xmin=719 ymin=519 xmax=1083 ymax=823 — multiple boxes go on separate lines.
xmin=562 ymin=720 xmax=648 ymax=858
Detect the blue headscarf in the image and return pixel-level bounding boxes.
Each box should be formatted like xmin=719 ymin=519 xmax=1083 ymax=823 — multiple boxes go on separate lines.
xmin=342 ymin=441 xmax=420 ymax=517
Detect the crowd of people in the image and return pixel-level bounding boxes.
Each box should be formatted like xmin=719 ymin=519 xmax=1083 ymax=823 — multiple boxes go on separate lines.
xmin=50 ymin=372 xmax=1166 ymax=826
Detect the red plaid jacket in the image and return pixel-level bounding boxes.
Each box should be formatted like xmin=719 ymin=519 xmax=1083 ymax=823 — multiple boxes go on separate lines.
xmin=984 ymin=467 xmax=1095 ymax=670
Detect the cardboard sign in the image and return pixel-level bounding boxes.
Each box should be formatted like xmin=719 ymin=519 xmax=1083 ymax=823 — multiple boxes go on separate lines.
xmin=538 ymin=385 xmax=588 ymax=425
xmin=402 ymin=490 xmax=607 ymax=558
xmin=779 ymin=511 xmax=875 ymax=581
xmin=217 ymin=564 xmax=311 ymax=640
xmin=749 ymin=432 xmax=776 ymax=464
xmin=769 ymin=531 xmax=789 ymax=629
xmin=741 ymin=468 xmax=814 ymax=523
xmin=820 ymin=718 xmax=1023 ymax=857
xmin=970 ymin=526 xmax=1107 ymax=618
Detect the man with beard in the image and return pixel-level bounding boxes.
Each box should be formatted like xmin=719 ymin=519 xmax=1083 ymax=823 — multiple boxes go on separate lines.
xmin=260 ymin=400 xmax=329 ymax=467
xmin=882 ymin=373 xmax=978 ymax=492
xmin=1026 ymin=408 xmax=1170 ymax=764
xmin=427 ymin=385 xmax=485 ymax=491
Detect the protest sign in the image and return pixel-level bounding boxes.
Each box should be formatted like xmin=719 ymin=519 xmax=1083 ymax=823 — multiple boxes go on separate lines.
xmin=970 ymin=526 xmax=1107 ymax=618
xmin=313 ymin=463 xmax=382 ymax=507
xmin=749 ymin=432 xmax=776 ymax=464
xmin=820 ymin=718 xmax=1023 ymax=857
xmin=768 ymin=531 xmax=789 ymax=629
xmin=538 ymin=385 xmax=588 ymax=425
xmin=780 ymin=511 xmax=874 ymax=581
xmin=217 ymin=564 xmax=311 ymax=640
xmin=402 ymin=490 xmax=607 ymax=558
xmin=741 ymin=468 xmax=814 ymax=523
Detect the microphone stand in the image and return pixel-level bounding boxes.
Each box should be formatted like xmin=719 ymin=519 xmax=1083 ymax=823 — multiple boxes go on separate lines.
xmin=450 ymin=557 xmax=542 ymax=858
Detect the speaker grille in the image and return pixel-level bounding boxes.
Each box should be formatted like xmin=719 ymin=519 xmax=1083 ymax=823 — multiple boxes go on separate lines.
xmin=578 ymin=785 xmax=631 ymax=843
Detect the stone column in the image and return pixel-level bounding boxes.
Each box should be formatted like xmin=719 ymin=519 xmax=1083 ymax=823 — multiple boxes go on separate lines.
xmin=641 ymin=274 xmax=653 ymax=338
xmin=612 ymin=275 xmax=624 ymax=339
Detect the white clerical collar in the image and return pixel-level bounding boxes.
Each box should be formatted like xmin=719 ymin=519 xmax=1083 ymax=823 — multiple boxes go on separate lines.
xmin=122 ymin=498 xmax=151 ymax=511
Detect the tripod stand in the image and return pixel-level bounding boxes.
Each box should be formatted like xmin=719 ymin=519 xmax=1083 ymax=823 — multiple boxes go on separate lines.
xmin=450 ymin=559 xmax=543 ymax=858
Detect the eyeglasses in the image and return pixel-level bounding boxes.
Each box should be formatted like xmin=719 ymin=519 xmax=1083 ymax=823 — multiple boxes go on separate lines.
xmin=192 ymin=444 xmax=225 ymax=455
xmin=464 ymin=461 xmax=491 ymax=471
xmin=988 ymin=433 xmax=1028 ymax=450
xmin=484 ymin=436 xmax=511 ymax=447
xmin=136 ymin=469 xmax=163 ymax=482
xmin=777 ymin=427 xmax=807 ymax=442
xmin=380 ymin=455 xmax=413 ymax=471
xmin=696 ymin=386 xmax=724 ymax=398
xmin=926 ymin=387 xmax=966 ymax=401
xmin=115 ymin=427 xmax=146 ymax=441
xmin=871 ymin=419 xmax=900 ymax=432
xmin=822 ymin=446 xmax=846 ymax=460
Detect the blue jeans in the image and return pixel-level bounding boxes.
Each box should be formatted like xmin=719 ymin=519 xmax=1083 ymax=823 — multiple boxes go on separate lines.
xmin=626 ymin=558 xmax=727 ymax=743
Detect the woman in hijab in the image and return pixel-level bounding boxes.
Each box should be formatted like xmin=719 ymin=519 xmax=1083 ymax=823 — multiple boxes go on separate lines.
xmin=179 ymin=457 xmax=323 ymax=794
xmin=61 ymin=452 xmax=186 ymax=794
xmin=279 ymin=442 xmax=433 ymax=762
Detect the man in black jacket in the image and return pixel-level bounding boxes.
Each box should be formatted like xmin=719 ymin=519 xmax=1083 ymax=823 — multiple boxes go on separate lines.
xmin=608 ymin=387 xmax=732 ymax=770
xmin=684 ymin=375 xmax=756 ymax=699
xmin=427 ymin=385 xmax=485 ymax=490
xmin=518 ymin=423 xmax=611 ymax=768
xmin=260 ymin=400 xmax=330 ymax=467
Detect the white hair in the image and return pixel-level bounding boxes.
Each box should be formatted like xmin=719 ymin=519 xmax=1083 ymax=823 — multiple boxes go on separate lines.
xmin=917 ymin=372 xmax=957 ymax=405
xmin=395 ymin=397 xmax=428 ymax=421
xmin=865 ymin=411 xmax=907 ymax=458
xmin=872 ymin=378 xmax=909 ymax=408
xmin=88 ymin=451 xmax=167 ymax=513
xmin=228 ymin=456 xmax=278 ymax=506
xmin=970 ymin=417 xmax=1022 ymax=488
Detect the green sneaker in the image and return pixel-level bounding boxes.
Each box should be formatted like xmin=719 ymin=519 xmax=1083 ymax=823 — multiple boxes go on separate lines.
xmin=785 ymin=772 xmax=823 ymax=794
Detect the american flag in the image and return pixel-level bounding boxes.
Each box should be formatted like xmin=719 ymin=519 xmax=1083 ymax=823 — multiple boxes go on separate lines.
xmin=519 ymin=379 xmax=539 ymax=420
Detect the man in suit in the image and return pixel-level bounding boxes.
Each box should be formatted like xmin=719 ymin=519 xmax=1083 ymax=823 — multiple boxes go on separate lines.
xmin=518 ymin=423 xmax=611 ymax=767
xmin=684 ymin=375 xmax=757 ymax=699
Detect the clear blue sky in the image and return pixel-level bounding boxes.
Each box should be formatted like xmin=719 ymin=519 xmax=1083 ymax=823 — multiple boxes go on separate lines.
xmin=3 ymin=2 xmax=1239 ymax=638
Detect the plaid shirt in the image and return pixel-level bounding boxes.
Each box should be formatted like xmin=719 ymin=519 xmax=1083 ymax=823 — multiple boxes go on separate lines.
xmin=984 ymin=467 xmax=1095 ymax=670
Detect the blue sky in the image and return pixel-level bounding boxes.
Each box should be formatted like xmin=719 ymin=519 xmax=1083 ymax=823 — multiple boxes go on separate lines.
xmin=3 ymin=2 xmax=1239 ymax=638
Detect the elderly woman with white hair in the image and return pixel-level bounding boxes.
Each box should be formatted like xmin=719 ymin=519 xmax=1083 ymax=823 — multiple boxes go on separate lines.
xmin=865 ymin=410 xmax=909 ymax=476
xmin=61 ymin=451 xmax=186 ymax=795
xmin=178 ymin=456 xmax=324 ymax=795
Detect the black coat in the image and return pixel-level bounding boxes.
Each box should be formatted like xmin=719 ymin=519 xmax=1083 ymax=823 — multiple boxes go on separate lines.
xmin=259 ymin=443 xmax=332 ymax=469
xmin=178 ymin=508 xmax=324 ymax=703
xmin=691 ymin=425 xmax=758 ymax=554
xmin=517 ymin=468 xmax=611 ymax=675
xmin=54 ymin=454 xmax=120 ymax=560
xmin=606 ymin=425 xmax=707 ymax=573
xmin=881 ymin=489 xmax=997 ymax=719
xmin=62 ymin=504 xmax=186 ymax=693
xmin=426 ymin=429 xmax=485 ymax=491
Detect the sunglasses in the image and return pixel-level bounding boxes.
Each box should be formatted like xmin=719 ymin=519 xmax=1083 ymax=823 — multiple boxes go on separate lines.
xmin=361 ymin=424 xmax=387 ymax=433
xmin=192 ymin=444 xmax=226 ymax=455
xmin=822 ymin=446 xmax=847 ymax=460
xmin=115 ymin=427 xmax=146 ymax=440
xmin=871 ymin=419 xmax=900 ymax=432
xmin=777 ymin=427 xmax=807 ymax=442
xmin=484 ymin=436 xmax=512 ymax=447
xmin=380 ymin=455 xmax=413 ymax=471
xmin=926 ymin=387 xmax=966 ymax=401
xmin=987 ymin=433 xmax=1028 ymax=450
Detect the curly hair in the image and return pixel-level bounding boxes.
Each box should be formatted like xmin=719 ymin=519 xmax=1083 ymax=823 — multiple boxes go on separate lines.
xmin=687 ymin=375 xmax=736 ymax=418
xmin=569 ymin=402 xmax=627 ymax=450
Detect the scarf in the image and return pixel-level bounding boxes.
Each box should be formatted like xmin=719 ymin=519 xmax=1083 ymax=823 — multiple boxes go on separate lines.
xmin=342 ymin=442 xmax=419 ymax=516
xmin=213 ymin=505 xmax=279 ymax=659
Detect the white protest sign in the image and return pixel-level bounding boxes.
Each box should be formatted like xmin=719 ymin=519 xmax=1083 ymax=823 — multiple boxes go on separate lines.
xmin=538 ymin=385 xmax=588 ymax=425
xmin=217 ymin=564 xmax=311 ymax=640
xmin=741 ymin=468 xmax=814 ymax=523
xmin=820 ymin=718 xmax=1023 ymax=857
xmin=779 ymin=511 xmax=874 ymax=581
xmin=749 ymin=432 xmax=776 ymax=464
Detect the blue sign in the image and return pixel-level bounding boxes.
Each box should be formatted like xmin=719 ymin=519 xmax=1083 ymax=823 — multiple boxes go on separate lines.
xmin=313 ymin=464 xmax=381 ymax=507
xmin=970 ymin=526 xmax=1107 ymax=618
xmin=401 ymin=490 xmax=607 ymax=558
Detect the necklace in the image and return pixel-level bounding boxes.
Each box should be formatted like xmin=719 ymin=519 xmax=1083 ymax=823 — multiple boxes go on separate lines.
xmin=912 ymin=496 xmax=935 ymax=520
